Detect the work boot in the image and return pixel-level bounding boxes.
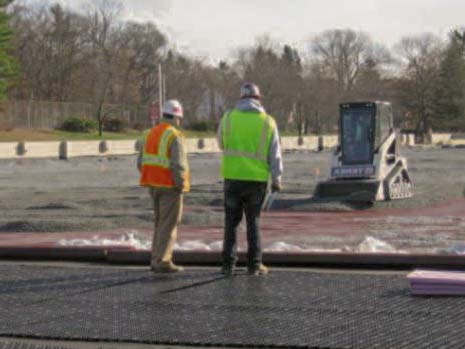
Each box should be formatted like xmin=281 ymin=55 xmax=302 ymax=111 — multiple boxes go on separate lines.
xmin=221 ymin=264 xmax=235 ymax=277
xmin=248 ymin=263 xmax=269 ymax=276
xmin=151 ymin=261 xmax=184 ymax=273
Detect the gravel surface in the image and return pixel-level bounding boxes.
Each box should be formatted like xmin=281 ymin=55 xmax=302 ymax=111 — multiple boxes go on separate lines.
xmin=0 ymin=147 xmax=464 ymax=234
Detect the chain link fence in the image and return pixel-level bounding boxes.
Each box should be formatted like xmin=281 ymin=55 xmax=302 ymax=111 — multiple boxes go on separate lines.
xmin=1 ymin=100 xmax=153 ymax=130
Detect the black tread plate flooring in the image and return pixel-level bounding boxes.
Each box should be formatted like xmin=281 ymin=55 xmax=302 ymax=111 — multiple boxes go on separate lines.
xmin=0 ymin=341 xmax=73 ymax=349
xmin=1 ymin=265 xmax=465 ymax=349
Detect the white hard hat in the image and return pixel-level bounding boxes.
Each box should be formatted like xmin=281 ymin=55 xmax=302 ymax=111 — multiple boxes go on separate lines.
xmin=240 ymin=82 xmax=261 ymax=99
xmin=163 ymin=99 xmax=183 ymax=118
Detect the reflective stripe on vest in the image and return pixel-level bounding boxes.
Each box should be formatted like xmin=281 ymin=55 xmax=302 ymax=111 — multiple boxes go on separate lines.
xmin=141 ymin=154 xmax=170 ymax=168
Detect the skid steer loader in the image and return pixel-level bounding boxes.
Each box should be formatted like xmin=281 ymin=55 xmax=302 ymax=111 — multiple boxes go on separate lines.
xmin=315 ymin=101 xmax=413 ymax=202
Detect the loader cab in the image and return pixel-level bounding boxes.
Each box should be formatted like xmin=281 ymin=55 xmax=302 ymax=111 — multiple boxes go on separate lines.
xmin=340 ymin=102 xmax=393 ymax=166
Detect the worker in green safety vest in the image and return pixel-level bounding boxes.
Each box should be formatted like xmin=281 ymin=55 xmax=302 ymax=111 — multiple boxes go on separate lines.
xmin=217 ymin=82 xmax=283 ymax=276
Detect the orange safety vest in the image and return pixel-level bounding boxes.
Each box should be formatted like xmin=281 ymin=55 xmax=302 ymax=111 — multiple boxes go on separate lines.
xmin=139 ymin=122 xmax=190 ymax=191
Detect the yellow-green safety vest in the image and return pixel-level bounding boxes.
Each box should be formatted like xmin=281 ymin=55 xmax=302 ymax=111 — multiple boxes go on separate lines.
xmin=220 ymin=109 xmax=274 ymax=182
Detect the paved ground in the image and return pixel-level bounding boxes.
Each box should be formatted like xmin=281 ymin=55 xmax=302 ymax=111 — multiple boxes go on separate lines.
xmin=0 ymin=147 xmax=464 ymax=253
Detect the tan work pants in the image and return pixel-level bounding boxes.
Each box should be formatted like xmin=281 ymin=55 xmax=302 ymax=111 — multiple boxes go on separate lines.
xmin=150 ymin=188 xmax=183 ymax=267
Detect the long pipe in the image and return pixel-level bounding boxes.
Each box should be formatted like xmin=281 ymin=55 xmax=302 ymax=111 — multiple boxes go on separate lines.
xmin=1 ymin=247 xmax=464 ymax=270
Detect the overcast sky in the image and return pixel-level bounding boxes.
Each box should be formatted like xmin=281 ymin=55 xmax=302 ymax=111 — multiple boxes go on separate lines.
xmin=21 ymin=0 xmax=465 ymax=60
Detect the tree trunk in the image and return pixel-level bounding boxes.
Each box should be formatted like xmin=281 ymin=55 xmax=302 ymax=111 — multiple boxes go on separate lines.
xmin=304 ymin=116 xmax=309 ymax=135
xmin=416 ymin=115 xmax=432 ymax=144
xmin=96 ymin=102 xmax=104 ymax=137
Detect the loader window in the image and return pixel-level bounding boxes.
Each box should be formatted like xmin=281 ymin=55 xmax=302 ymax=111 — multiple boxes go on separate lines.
xmin=341 ymin=107 xmax=375 ymax=165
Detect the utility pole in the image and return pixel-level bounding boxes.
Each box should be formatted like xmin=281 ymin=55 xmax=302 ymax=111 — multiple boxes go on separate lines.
xmin=158 ymin=64 xmax=163 ymax=119
xmin=163 ymin=74 xmax=167 ymax=103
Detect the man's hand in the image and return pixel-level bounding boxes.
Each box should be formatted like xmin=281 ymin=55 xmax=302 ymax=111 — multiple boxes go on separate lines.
xmin=271 ymin=182 xmax=281 ymax=193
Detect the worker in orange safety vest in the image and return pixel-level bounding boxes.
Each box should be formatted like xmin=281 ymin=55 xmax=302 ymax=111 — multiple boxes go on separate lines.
xmin=138 ymin=99 xmax=190 ymax=273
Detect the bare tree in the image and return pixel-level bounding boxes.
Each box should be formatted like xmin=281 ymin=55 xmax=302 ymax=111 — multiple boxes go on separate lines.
xmin=304 ymin=29 xmax=395 ymax=133
xmin=394 ymin=33 xmax=444 ymax=141
xmin=117 ymin=22 xmax=166 ymax=104
xmin=311 ymin=29 xmax=384 ymax=95
xmin=234 ymin=41 xmax=295 ymax=128
xmin=214 ymin=61 xmax=241 ymax=115
xmin=10 ymin=4 xmax=56 ymax=100
xmin=83 ymin=0 xmax=125 ymax=135
xmin=301 ymin=60 xmax=339 ymax=133
xmin=163 ymin=50 xmax=207 ymax=123
xmin=432 ymin=29 xmax=465 ymax=132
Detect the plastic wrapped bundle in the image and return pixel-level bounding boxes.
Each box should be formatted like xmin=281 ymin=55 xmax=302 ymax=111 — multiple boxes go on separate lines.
xmin=408 ymin=270 xmax=465 ymax=295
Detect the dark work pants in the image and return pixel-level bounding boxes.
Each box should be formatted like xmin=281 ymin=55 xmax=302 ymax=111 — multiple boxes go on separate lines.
xmin=222 ymin=179 xmax=267 ymax=269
